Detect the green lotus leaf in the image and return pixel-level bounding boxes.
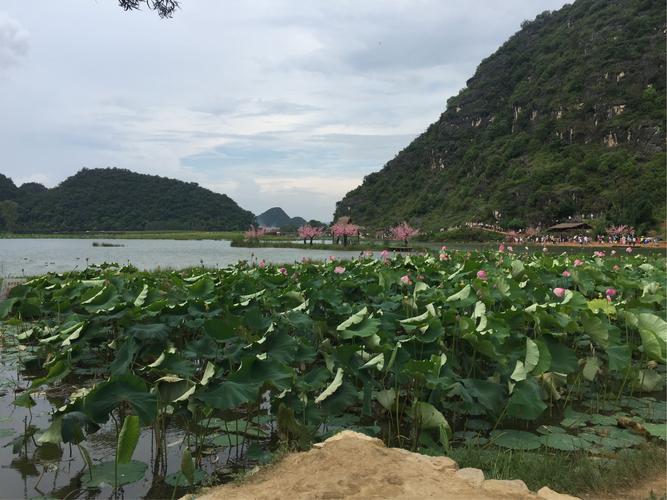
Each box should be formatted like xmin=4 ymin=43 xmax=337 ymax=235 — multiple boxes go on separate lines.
xmin=109 ymin=337 xmax=137 ymax=376
xmin=338 ymin=317 xmax=380 ymax=339
xmin=83 ymin=374 xmax=157 ymax=425
xmin=82 ymin=460 xmax=147 ymax=488
xmin=490 ymin=429 xmax=541 ymax=450
xmin=540 ymin=433 xmax=587 ymax=451
xmin=165 ymin=468 xmax=208 ymax=487
xmin=116 ymin=416 xmax=140 ymax=464
xmin=582 ymin=356 xmax=600 ymax=381
xmin=637 ymin=313 xmax=667 ymax=362
xmin=197 ymin=379 xmax=260 ymax=410
xmin=82 ymin=285 xmax=120 ymax=313
xmin=545 ymin=339 xmax=578 ymax=374
xmin=203 ymin=317 xmax=239 ymax=341
xmin=336 ymin=307 xmax=368 ymax=331
xmin=507 ymin=378 xmax=546 ymax=420
xmin=187 ymin=276 xmax=215 ymax=300
xmin=315 ymin=368 xmax=344 ymax=404
xmin=643 ymin=423 xmax=667 ymax=441
xmin=0 ymin=298 xmax=18 ymax=319
xmin=446 ymin=284 xmax=471 ymax=302
xmin=582 ymin=316 xmax=609 ymax=348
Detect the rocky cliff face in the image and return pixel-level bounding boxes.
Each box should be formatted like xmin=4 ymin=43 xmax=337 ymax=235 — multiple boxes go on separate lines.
xmin=335 ymin=0 xmax=666 ymax=231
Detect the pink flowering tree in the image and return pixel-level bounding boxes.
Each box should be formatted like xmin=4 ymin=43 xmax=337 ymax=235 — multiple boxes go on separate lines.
xmin=391 ymin=222 xmax=419 ymax=246
xmin=331 ymin=222 xmax=359 ymax=246
xmin=606 ymin=225 xmax=634 ymax=236
xmin=244 ymin=225 xmax=266 ymax=240
xmin=297 ymin=224 xmax=325 ymax=245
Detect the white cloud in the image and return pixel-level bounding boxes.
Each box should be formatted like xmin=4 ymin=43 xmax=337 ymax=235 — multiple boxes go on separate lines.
xmin=0 ymin=0 xmax=571 ymax=221
xmin=0 ymin=12 xmax=28 ymax=73
xmin=255 ymin=176 xmax=361 ymax=197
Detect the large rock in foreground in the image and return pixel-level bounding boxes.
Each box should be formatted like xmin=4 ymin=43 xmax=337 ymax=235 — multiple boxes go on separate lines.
xmin=191 ymin=431 xmax=579 ymax=499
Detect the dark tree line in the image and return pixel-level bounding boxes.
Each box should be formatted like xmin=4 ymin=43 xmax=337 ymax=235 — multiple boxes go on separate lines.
xmin=0 ymin=168 xmax=256 ymax=233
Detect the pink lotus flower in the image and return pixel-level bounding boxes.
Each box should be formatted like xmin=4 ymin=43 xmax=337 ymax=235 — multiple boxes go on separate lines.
xmin=329 ymin=255 xmax=335 ymax=261
xmin=440 ymin=246 xmax=447 ymax=251
xmin=439 ymin=253 xmax=450 ymax=261
xmin=258 ymin=259 xmax=266 ymax=269
xmin=278 ymin=267 xmax=287 ymax=276
xmin=626 ymin=247 xmax=633 ymax=253
xmin=574 ymin=259 xmax=584 ymax=267
xmin=476 ymin=270 xmax=488 ymax=281
xmin=400 ymin=275 xmax=412 ymax=285
xmin=553 ymin=287 xmax=566 ymax=298
xmin=562 ymin=270 xmax=571 ymax=277
xmin=605 ymin=288 xmax=617 ymax=298
xmin=334 ymin=266 xmax=345 ymax=274
xmin=498 ymin=244 xmax=505 ymax=253
xmin=593 ymin=251 xmax=605 ymax=258
xmin=380 ymin=249 xmax=390 ymax=258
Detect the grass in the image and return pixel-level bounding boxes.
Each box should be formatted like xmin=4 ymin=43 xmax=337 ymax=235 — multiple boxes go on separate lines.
xmin=449 ymin=443 xmax=666 ymax=496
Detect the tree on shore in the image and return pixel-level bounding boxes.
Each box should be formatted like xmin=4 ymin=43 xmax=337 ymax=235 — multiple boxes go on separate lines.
xmin=298 ymin=224 xmax=325 ymax=245
xmin=391 ymin=222 xmax=419 ymax=246
xmin=0 ymin=201 xmax=18 ymax=233
xmin=331 ymin=222 xmax=359 ymax=247
xmin=244 ymin=225 xmax=266 ymax=240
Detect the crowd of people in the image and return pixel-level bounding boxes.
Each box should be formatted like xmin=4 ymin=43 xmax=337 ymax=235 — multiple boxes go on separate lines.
xmin=505 ymin=233 xmax=657 ymax=246
xmin=459 ymin=221 xmax=661 ymax=247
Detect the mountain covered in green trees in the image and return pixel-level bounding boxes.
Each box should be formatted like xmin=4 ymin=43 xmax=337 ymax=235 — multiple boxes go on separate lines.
xmin=335 ymin=0 xmax=666 ymax=232
xmin=0 ymin=168 xmax=255 ymax=232
xmin=256 ymin=207 xmax=307 ymax=229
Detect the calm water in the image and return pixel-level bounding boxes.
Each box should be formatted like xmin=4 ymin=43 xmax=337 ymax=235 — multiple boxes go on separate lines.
xmin=0 ymin=336 xmax=237 ymax=500
xmin=1 ymin=238 xmax=662 ymax=278
xmin=0 ymin=239 xmax=364 ymax=277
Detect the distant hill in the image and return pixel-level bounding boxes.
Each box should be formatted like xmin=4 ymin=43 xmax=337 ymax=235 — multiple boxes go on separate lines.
xmin=256 ymin=207 xmax=307 ymax=228
xmin=0 ymin=168 xmax=255 ymax=232
xmin=335 ymin=0 xmax=666 ymax=232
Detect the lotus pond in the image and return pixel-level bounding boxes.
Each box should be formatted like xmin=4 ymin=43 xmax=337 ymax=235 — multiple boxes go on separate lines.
xmin=0 ymin=249 xmax=665 ymax=499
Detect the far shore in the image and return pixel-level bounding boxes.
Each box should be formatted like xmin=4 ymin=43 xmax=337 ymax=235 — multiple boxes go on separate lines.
xmin=0 ymin=231 xmax=664 ymax=251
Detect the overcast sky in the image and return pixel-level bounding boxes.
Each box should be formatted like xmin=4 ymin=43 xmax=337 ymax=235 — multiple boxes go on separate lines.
xmin=0 ymin=0 xmax=569 ymax=221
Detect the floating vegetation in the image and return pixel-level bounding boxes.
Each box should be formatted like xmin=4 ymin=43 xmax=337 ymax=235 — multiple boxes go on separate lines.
xmin=92 ymin=242 xmax=125 ymax=247
xmin=0 ymin=248 xmax=664 ymax=495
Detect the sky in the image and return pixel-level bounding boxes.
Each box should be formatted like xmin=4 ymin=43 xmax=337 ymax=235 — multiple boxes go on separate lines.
xmin=0 ymin=0 xmax=570 ymax=222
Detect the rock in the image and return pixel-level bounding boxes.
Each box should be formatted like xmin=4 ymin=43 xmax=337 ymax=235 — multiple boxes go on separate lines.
xmin=455 ymin=467 xmax=485 ymax=487
xmin=393 ymin=447 xmax=457 ymax=471
xmin=482 ymin=479 xmax=530 ymax=496
xmin=429 ymin=456 xmax=458 ymax=471
xmin=537 ymin=486 xmax=581 ymax=500
xmin=315 ymin=430 xmax=384 ymax=448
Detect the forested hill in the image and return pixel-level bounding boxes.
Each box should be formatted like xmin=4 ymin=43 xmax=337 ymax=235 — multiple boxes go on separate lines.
xmin=256 ymin=207 xmax=307 ymax=228
xmin=0 ymin=168 xmax=256 ymax=232
xmin=335 ymin=0 xmax=666 ymax=232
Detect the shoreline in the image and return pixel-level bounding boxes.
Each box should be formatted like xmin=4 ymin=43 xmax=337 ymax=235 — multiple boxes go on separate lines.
xmin=0 ymin=232 xmax=664 ymax=251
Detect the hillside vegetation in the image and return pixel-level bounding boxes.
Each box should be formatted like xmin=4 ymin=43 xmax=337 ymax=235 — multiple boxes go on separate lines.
xmin=0 ymin=168 xmax=255 ymax=232
xmin=255 ymin=207 xmax=307 ymax=229
xmin=335 ymin=0 xmax=666 ymax=232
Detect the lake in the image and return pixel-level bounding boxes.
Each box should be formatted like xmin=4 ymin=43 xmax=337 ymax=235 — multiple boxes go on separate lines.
xmin=1 ymin=238 xmax=662 ymax=278
xmin=0 ymin=239 xmax=365 ymax=277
